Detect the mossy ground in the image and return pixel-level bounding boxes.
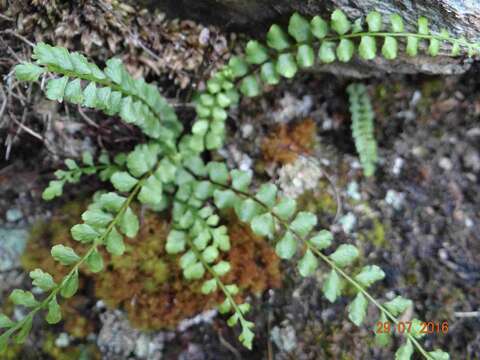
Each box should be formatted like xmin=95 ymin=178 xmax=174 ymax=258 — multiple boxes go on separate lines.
xmin=20 ymin=198 xmax=282 ymax=352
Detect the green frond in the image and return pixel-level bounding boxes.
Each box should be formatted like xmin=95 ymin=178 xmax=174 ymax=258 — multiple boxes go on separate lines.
xmin=191 ymin=9 xmax=479 ymax=152
xmin=347 ymin=83 xmax=377 ymax=177
xmin=15 ymin=43 xmax=182 ymax=147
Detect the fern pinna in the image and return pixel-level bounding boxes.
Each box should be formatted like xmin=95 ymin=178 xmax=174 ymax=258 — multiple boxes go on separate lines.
xmin=3 ymin=8 xmax=475 ymax=359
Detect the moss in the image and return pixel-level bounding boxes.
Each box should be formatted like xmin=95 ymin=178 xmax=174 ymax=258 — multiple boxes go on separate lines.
xmin=405 ymin=271 xmax=419 ymax=286
xmin=1 ymin=343 xmax=23 ymax=360
xmin=42 ymin=333 xmax=101 ymax=360
xmin=421 ymin=78 xmax=443 ymax=99
xmin=95 ymin=211 xmax=282 ymax=330
xmin=295 ymin=181 xmax=338 ymax=225
xmin=371 ymin=81 xmax=404 ymax=124
xmin=261 ymin=118 xmax=316 ymax=165
xmin=360 ymin=218 xmax=388 ymax=248
xmin=416 ymin=78 xmax=444 ymax=122
xmin=23 ymin=198 xmax=282 ymax=332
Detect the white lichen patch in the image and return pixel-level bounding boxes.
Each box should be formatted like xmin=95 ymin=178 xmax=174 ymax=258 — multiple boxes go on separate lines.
xmin=277 ymin=156 xmax=323 ymax=199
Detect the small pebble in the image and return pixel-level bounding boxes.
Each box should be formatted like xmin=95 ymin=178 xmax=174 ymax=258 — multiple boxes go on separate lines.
xmin=410 ymin=90 xmax=422 ymax=107
xmin=439 ymin=249 xmax=448 ymax=261
xmin=346 ymin=181 xmax=361 ymax=201
xmin=465 ymin=217 xmax=474 ymax=228
xmin=385 ymin=190 xmax=405 ymax=210
xmin=463 ymin=150 xmax=480 ymax=172
xmin=55 ymin=333 xmax=70 ymax=348
xmin=412 ymin=146 xmax=427 ymax=158
xmin=338 ymin=213 xmax=356 ymax=234
xmin=392 ymin=157 xmax=404 ymax=176
xmin=241 ymin=123 xmax=253 ymax=138
xmin=6 ymin=208 xmax=23 ymax=222
xmin=198 ymin=28 xmax=210 ymax=46
xmin=177 ymin=309 xmax=217 ymax=332
xmin=95 ymin=300 xmax=106 ymax=309
xmin=466 ymin=127 xmax=480 ymax=137
xmin=439 ymin=157 xmax=453 ymax=171
xmin=271 ymin=325 xmax=297 ymax=352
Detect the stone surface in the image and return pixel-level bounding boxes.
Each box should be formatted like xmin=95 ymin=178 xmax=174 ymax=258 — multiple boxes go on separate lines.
xmin=97 ymin=310 xmax=174 ymax=360
xmin=141 ymin=0 xmax=480 ymax=76
xmin=277 ymin=156 xmax=323 ymax=199
xmin=0 ymin=227 xmax=28 ymax=272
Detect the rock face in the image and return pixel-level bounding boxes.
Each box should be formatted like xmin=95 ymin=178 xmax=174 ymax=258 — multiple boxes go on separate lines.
xmin=142 ymin=0 xmax=480 ymax=76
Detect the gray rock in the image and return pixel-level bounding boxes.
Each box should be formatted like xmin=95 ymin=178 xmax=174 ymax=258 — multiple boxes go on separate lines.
xmin=0 ymin=227 xmax=28 ymax=272
xmin=5 ymin=208 xmax=23 ymax=223
xmin=463 ymin=149 xmax=480 ymax=172
xmin=277 ymin=156 xmax=323 ymax=199
xmin=141 ymin=0 xmax=479 ymax=76
xmin=271 ymin=324 xmax=297 ymax=353
xmin=97 ymin=310 xmax=173 ymax=360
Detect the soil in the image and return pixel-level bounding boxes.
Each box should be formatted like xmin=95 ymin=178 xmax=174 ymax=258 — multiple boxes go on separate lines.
xmin=0 ymin=1 xmax=479 ymax=359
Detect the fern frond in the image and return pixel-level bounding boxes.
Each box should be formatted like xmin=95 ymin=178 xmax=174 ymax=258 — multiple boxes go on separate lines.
xmin=0 ymin=171 xmax=149 ymax=351
xmin=15 ymin=43 xmax=183 ymax=147
xmin=41 ymin=150 xmax=128 ymax=201
xmin=347 ymin=83 xmax=377 ymax=177
xmin=199 ymin=169 xmax=448 ymax=360
xmin=191 ymin=10 xmax=479 ymax=153
xmin=164 ymin=157 xmax=254 ymax=348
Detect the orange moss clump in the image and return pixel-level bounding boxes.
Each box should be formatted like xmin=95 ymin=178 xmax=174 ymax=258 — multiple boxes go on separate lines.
xmin=93 ymin=213 xmax=216 ymax=330
xmin=224 ymin=217 xmax=282 ymax=293
xmin=23 ymin=199 xmax=282 ymax=332
xmin=261 ymin=118 xmax=316 ymax=164
xmin=95 ymin=211 xmax=282 ymax=330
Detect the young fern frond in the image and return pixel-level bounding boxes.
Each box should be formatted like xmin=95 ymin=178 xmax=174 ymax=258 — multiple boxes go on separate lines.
xmin=42 ymin=150 xmax=130 ymax=200
xmin=347 ymin=83 xmax=377 ymax=177
xmin=5 ymin=8 xmax=467 ymax=359
xmin=42 ymin=151 xmax=97 ymax=200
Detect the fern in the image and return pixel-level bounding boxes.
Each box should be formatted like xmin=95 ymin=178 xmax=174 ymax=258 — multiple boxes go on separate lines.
xmin=347 ymin=83 xmax=377 ymax=177
xmin=2 ymin=8 xmax=475 ymax=358
xmin=186 ymin=10 xmax=479 ymax=156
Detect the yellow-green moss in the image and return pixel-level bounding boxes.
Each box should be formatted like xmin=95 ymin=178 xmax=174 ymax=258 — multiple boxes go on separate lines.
xmin=1 ymin=343 xmax=23 ymax=360
xmin=42 ymin=333 xmax=100 ymax=360
xmin=371 ymin=81 xmax=404 ymax=125
xmin=367 ymin=218 xmax=387 ymax=248
xmin=297 ymin=182 xmax=338 ymax=217
xmin=416 ymin=78 xmax=444 ymax=122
